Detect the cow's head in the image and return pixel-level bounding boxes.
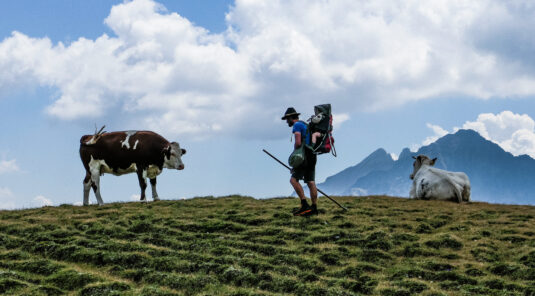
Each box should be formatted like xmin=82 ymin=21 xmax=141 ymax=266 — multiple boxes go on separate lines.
xmin=410 ymin=155 xmax=436 ymax=180
xmin=163 ymin=142 xmax=186 ymax=170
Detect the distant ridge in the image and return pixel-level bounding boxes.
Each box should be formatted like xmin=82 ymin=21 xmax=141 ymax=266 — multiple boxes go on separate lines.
xmin=319 ymin=129 xmax=535 ymax=205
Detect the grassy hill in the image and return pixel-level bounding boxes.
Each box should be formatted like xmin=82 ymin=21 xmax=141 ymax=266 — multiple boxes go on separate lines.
xmin=1 ymin=195 xmax=534 ymax=296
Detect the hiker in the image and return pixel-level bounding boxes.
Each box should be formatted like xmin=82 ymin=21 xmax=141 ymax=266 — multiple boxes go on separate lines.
xmin=282 ymin=107 xmax=318 ymax=216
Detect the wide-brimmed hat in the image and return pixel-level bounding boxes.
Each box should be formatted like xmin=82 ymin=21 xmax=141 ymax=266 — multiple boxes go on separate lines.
xmin=281 ymin=107 xmax=300 ymax=120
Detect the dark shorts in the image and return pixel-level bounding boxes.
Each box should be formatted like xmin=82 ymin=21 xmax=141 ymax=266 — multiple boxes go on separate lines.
xmin=291 ymin=148 xmax=317 ymax=182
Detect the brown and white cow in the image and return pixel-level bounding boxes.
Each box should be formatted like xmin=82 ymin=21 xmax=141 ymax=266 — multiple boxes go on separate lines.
xmin=79 ymin=129 xmax=186 ymax=205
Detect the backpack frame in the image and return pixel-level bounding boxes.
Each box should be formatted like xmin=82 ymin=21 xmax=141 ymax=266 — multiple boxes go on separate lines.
xmin=307 ymin=104 xmax=337 ymax=157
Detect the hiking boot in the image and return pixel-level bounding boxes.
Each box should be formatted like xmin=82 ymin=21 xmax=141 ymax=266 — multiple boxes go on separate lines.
xmin=293 ymin=204 xmax=312 ymax=216
xmin=301 ymin=209 xmax=316 ymax=217
xmin=301 ymin=204 xmax=318 ymax=217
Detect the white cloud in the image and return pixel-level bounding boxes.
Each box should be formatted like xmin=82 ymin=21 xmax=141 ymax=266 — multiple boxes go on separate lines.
xmin=421 ymin=123 xmax=449 ymax=146
xmin=460 ymin=111 xmax=535 ymax=158
xmin=0 ymin=159 xmax=20 ymax=174
xmin=332 ymin=113 xmax=350 ymax=129
xmin=130 ymin=194 xmax=141 ymax=201
xmin=418 ymin=111 xmax=535 ymax=158
xmin=32 ymin=195 xmax=53 ymax=207
xmin=0 ymin=187 xmax=16 ymax=210
xmin=1 ymin=0 xmax=535 ymax=139
xmin=0 ymin=0 xmax=255 ymax=139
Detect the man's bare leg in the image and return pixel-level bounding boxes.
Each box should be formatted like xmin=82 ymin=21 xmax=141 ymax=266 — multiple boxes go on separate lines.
xmin=307 ymin=181 xmax=319 ymax=214
xmin=291 ymin=177 xmax=312 ymax=215
xmin=290 ymin=177 xmax=306 ymax=200
xmin=308 ymin=181 xmax=318 ymax=205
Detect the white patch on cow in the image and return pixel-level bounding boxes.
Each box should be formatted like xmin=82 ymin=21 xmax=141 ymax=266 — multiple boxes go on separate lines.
xmin=151 ymin=184 xmax=159 ymax=201
xmin=89 ymin=156 xmax=112 ymax=175
xmin=121 ymin=131 xmax=137 ymax=149
xmin=143 ymin=165 xmax=162 ymax=179
xmin=89 ymin=156 xmax=137 ymax=176
xmin=133 ymin=139 xmax=139 ymax=150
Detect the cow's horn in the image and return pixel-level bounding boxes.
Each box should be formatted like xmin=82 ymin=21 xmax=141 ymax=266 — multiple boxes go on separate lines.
xmin=96 ymin=125 xmax=106 ymax=135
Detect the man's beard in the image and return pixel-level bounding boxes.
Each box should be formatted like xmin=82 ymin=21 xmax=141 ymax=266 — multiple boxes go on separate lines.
xmin=287 ymin=121 xmax=294 ymax=127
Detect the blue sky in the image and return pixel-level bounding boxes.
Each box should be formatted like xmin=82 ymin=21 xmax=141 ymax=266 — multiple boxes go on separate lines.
xmin=2 ymin=0 xmax=535 ymax=209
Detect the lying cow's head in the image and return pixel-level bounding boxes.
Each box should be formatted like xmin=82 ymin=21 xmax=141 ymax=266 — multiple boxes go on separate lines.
xmin=163 ymin=142 xmax=186 ymax=170
xmin=410 ymin=155 xmax=437 ymax=180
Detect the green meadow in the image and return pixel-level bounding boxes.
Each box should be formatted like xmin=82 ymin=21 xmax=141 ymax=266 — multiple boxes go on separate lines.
xmin=1 ymin=195 xmax=534 ymax=295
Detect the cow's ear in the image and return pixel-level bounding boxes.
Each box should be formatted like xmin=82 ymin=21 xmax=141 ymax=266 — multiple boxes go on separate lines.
xmin=181 ymin=149 xmax=186 ymax=155
xmin=431 ymin=157 xmax=437 ymax=165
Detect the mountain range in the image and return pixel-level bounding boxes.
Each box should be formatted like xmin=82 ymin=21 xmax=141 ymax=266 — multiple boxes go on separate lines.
xmin=318 ymin=129 xmax=535 ymax=205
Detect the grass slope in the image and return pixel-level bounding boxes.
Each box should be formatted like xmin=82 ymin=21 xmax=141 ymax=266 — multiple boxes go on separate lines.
xmin=1 ymin=195 xmax=534 ymax=296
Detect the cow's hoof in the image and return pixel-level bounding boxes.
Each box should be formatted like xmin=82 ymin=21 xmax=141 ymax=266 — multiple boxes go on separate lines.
xmin=153 ymin=198 xmax=160 ymax=202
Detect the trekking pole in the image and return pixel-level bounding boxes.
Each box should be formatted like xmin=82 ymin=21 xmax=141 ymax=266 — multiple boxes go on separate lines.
xmin=262 ymin=149 xmax=348 ymax=211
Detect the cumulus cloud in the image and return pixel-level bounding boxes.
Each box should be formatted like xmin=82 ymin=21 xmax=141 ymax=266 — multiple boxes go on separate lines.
xmin=0 ymin=159 xmax=20 ymax=174
xmin=32 ymin=195 xmax=53 ymax=207
xmin=422 ymin=123 xmax=449 ymax=146
xmin=0 ymin=0 xmax=255 ymax=139
xmin=1 ymin=0 xmax=535 ymax=139
xmin=459 ymin=111 xmax=535 ymax=158
xmin=0 ymin=187 xmax=16 ymax=210
xmin=412 ymin=123 xmax=449 ymax=151
xmin=332 ymin=113 xmax=350 ymax=129
xmin=419 ymin=111 xmax=535 ymax=158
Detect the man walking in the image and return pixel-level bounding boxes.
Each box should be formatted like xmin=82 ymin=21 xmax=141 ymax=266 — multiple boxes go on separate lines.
xmin=281 ymin=107 xmax=318 ymax=216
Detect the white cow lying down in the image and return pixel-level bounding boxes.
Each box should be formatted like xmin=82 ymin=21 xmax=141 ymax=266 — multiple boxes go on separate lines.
xmin=409 ymin=155 xmax=470 ymax=203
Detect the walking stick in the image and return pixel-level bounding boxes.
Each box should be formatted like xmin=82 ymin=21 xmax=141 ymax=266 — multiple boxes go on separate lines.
xmin=263 ymin=149 xmax=348 ymax=211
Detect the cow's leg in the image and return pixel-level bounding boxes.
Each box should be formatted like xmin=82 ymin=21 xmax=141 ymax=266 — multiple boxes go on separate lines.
xmin=90 ymin=173 xmax=104 ymax=206
xmin=409 ymin=182 xmax=417 ymax=199
xmin=83 ymin=172 xmax=92 ymax=206
xmin=136 ymin=170 xmax=147 ymax=201
xmin=150 ymin=178 xmax=159 ymax=201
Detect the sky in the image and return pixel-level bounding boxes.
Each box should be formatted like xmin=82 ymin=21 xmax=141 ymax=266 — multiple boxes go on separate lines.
xmin=2 ymin=0 xmax=535 ymax=209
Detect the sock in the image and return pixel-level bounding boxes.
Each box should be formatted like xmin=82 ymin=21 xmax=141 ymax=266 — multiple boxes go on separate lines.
xmin=301 ymin=199 xmax=309 ymax=207
xmin=311 ymin=204 xmax=317 ymax=210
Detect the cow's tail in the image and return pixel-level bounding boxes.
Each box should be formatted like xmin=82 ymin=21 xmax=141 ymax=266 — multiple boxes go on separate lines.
xmin=442 ymin=175 xmax=463 ymax=203
xmin=454 ymin=186 xmax=463 ymax=203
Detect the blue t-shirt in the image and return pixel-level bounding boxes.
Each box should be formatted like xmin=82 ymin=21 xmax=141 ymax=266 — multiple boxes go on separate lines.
xmin=292 ymin=121 xmax=310 ymax=145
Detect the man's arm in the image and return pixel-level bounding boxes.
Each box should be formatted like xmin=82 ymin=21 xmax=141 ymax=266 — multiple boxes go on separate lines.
xmin=294 ymin=132 xmax=302 ymax=149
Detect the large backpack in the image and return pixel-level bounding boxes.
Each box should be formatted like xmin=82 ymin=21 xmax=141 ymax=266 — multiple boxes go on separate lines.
xmin=307 ymin=104 xmax=337 ymax=156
